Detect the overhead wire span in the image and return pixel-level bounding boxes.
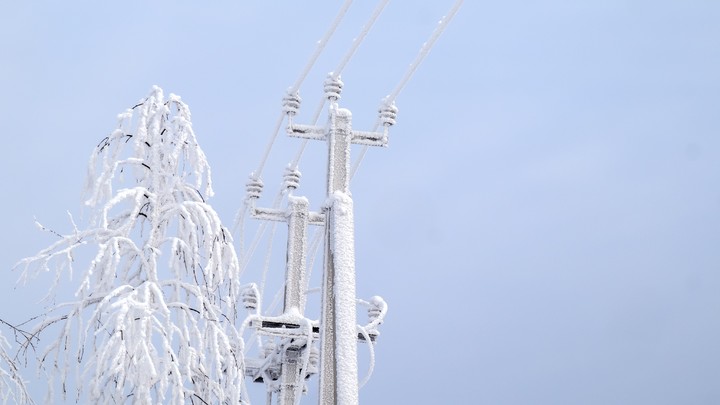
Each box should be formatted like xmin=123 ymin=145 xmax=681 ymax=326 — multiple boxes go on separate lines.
xmin=302 ymin=225 xmax=325 ymax=296
xmin=257 ymin=1 xmax=393 ymax=325
xmin=277 ymin=1 xmax=397 ymax=286
xmin=252 ymin=0 xmax=354 ymax=180
xmin=252 ymin=114 xmax=285 ymax=186
xmin=237 ymin=0 xmax=355 ymax=260
xmin=387 ymin=0 xmax=464 ymax=103
xmin=257 ymin=220 xmax=279 ymax=314
xmin=350 ymin=0 xmax=464 ymax=179
xmin=244 ymin=0 xmax=392 ymax=290
xmin=238 ymin=193 xmax=284 ymax=275
xmin=290 ymin=0 xmax=391 ymax=169
xmin=332 ymin=0 xmax=391 ymax=80
xmin=239 ymin=4 xmax=393 ymax=374
xmin=290 ymin=0 xmax=354 ymax=95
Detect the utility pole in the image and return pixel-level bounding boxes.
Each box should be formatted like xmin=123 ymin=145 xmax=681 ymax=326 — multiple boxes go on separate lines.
xmin=245 ymin=170 xmax=324 ymax=405
xmin=242 ymin=74 xmax=394 ymax=405
xmin=286 ymin=75 xmax=396 ymax=405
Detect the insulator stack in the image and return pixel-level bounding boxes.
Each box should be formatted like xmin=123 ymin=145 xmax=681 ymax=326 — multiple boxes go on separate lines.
xmin=323 ymin=74 xmax=344 ymax=101
xmin=282 ymin=91 xmax=302 ymax=116
xmin=246 ymin=176 xmax=264 ymax=200
xmin=379 ymin=102 xmax=398 ymax=127
xmin=283 ymin=166 xmax=301 ymax=191
xmin=241 ymin=283 xmax=260 ymax=311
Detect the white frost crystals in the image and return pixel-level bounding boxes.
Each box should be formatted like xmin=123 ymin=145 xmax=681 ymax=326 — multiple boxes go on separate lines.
xmin=15 ymin=87 xmax=246 ymax=404
xmin=0 ymin=330 xmax=31 ymax=404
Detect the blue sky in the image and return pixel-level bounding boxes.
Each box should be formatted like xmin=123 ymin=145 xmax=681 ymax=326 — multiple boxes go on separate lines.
xmin=1 ymin=1 xmax=720 ymax=404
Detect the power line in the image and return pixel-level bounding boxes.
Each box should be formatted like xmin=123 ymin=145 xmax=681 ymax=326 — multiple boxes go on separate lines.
xmin=332 ymin=0 xmax=391 ymax=79
xmin=253 ymin=0 xmax=354 ymax=180
xmin=237 ymin=1 xmax=357 ymax=265
xmin=240 ymin=0 xmax=393 ymax=276
xmin=239 ymin=3 xmax=464 ymax=402
xmin=350 ymin=0 xmax=464 ymax=179
xmin=290 ymin=0 xmax=391 ymax=169
xmin=290 ymin=0 xmax=354 ymax=95
xmin=387 ymin=0 xmax=464 ymax=103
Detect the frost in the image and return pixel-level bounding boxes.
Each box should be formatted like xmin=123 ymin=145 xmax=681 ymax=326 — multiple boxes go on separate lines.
xmin=328 ymin=190 xmax=359 ymax=404
xmin=0 ymin=329 xmax=32 ymax=404
xmin=16 ymin=87 xmax=244 ymax=404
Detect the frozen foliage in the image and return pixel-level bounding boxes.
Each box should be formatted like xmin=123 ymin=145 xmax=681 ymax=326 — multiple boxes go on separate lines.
xmin=0 ymin=329 xmax=32 ymax=404
xmin=16 ymin=87 xmax=245 ymax=404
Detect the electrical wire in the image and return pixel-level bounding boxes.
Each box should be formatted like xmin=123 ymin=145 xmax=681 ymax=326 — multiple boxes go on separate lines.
xmin=238 ymin=1 xmax=464 ymax=398
xmin=252 ymin=0 xmax=354 ymax=180
xmin=290 ymin=0 xmax=354 ymax=95
xmin=242 ymin=0 xmax=393 ymax=309
xmin=290 ymin=0 xmax=391 ymax=169
xmin=333 ymin=0 xmax=391 ymax=80
xmin=350 ymin=0 xmax=464 ymax=180
xmin=388 ymin=0 xmax=464 ymax=103
xmin=237 ymin=0 xmax=357 ymax=269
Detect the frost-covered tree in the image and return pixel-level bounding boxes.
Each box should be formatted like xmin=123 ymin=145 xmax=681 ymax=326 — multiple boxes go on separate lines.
xmin=0 ymin=322 xmax=32 ymax=404
xmin=16 ymin=87 xmax=246 ymax=404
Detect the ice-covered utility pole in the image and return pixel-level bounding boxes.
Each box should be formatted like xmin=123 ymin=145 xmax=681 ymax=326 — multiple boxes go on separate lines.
xmin=245 ymin=170 xmax=324 ymax=404
xmin=286 ymin=75 xmax=396 ymax=405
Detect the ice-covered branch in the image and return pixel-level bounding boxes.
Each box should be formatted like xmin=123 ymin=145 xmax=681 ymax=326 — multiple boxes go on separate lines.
xmin=0 ymin=328 xmax=33 ymax=404
xmin=16 ymin=87 xmax=243 ymax=403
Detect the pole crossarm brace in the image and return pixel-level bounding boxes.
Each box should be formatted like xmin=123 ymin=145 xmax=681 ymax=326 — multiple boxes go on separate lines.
xmin=249 ymin=318 xmax=377 ymax=343
xmin=252 ymin=205 xmax=325 ymax=226
xmin=287 ymin=122 xmax=389 ymax=148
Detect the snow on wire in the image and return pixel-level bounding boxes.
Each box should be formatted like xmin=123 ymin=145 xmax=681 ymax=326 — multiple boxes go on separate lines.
xmin=16 ymin=87 xmax=247 ymax=404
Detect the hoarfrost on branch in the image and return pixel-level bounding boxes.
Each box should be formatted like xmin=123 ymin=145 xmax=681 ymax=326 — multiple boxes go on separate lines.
xmin=16 ymin=87 xmax=246 ymax=404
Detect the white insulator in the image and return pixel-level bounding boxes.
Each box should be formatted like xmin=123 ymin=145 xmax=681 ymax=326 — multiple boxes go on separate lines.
xmin=379 ymin=102 xmax=398 ymax=127
xmin=368 ymin=296 xmax=385 ymax=325
xmin=283 ymin=166 xmax=301 ymax=190
xmin=246 ymin=176 xmax=264 ymax=200
xmin=323 ymin=74 xmax=344 ymax=101
xmin=282 ymin=91 xmax=302 ymax=116
xmin=241 ymin=283 xmax=260 ymax=311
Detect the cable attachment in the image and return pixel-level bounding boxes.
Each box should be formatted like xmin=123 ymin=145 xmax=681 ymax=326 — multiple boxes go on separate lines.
xmin=246 ymin=175 xmax=264 ymax=200
xmin=324 ymin=74 xmax=344 ymax=102
xmin=240 ymin=283 xmax=260 ymax=311
xmin=368 ymin=296 xmax=386 ymax=326
xmin=283 ymin=166 xmax=301 ymax=191
xmin=282 ymin=90 xmax=302 ymax=116
xmin=379 ymin=99 xmax=398 ymax=127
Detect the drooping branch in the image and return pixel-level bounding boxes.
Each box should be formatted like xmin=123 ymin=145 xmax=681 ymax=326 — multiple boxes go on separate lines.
xmin=0 ymin=321 xmax=33 ymax=404
xmin=16 ymin=87 xmax=245 ymax=403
